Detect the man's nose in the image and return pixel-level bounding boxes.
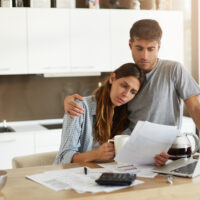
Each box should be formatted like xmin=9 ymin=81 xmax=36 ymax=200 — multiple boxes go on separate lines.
xmin=141 ymin=49 xmax=148 ymax=59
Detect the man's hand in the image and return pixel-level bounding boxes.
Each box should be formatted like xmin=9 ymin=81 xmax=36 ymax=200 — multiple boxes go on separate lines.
xmin=95 ymin=142 xmax=115 ymax=161
xmin=154 ymin=152 xmax=169 ymax=166
xmin=64 ymin=94 xmax=84 ymax=119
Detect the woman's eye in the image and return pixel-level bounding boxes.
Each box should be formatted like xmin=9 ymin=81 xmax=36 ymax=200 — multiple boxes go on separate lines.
xmin=131 ymin=90 xmax=137 ymax=95
xmin=121 ymin=84 xmax=127 ymax=88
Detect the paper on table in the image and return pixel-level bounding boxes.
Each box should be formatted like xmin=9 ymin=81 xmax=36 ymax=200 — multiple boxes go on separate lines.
xmin=115 ymin=121 xmax=179 ymax=165
xmin=27 ymin=167 xmax=144 ymax=193
xmin=98 ymin=162 xmax=157 ymax=178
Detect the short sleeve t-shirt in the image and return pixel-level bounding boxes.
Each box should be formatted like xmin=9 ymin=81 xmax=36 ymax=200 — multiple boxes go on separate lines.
xmin=128 ymin=59 xmax=200 ymax=130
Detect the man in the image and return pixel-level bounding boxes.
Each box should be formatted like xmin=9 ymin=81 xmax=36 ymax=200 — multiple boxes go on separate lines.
xmin=64 ymin=19 xmax=200 ymax=166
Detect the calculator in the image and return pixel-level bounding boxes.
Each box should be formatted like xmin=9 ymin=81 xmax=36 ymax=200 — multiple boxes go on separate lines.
xmin=95 ymin=173 xmax=136 ymax=186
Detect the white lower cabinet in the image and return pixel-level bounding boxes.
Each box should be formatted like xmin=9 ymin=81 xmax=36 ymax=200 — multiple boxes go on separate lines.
xmin=0 ymin=130 xmax=61 ymax=170
xmin=35 ymin=130 xmax=61 ymax=153
xmin=0 ymin=132 xmax=34 ymax=169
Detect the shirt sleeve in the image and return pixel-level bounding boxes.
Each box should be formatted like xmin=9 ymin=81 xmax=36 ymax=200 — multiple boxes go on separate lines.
xmin=172 ymin=63 xmax=200 ymax=100
xmin=54 ymin=113 xmax=84 ymax=164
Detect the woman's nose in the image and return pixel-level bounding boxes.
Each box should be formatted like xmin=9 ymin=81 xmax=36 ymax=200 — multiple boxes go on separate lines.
xmin=122 ymin=90 xmax=129 ymax=97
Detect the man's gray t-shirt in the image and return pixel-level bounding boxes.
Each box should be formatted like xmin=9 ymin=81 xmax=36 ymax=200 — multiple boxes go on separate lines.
xmin=128 ymin=59 xmax=200 ymax=131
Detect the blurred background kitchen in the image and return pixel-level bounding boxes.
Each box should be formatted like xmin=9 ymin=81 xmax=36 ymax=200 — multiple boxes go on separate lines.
xmin=0 ymin=0 xmax=199 ymax=169
xmin=0 ymin=0 xmax=196 ymax=121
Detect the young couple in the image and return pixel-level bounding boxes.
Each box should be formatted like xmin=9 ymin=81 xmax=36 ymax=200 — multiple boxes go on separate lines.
xmin=55 ymin=19 xmax=200 ymax=166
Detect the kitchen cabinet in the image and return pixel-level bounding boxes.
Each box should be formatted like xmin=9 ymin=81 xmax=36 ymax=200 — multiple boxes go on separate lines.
xmin=0 ymin=8 xmax=184 ymax=75
xmin=0 ymin=130 xmax=61 ymax=170
xmin=0 ymin=117 xmax=62 ymax=170
xmin=110 ymin=10 xmax=134 ymax=69
xmin=70 ymin=9 xmax=111 ymax=72
xmin=35 ymin=130 xmax=61 ymax=153
xmin=0 ymin=8 xmax=28 ymax=75
xmin=0 ymin=132 xmax=34 ymax=169
xmin=27 ymin=8 xmax=70 ymax=74
xmin=110 ymin=10 xmax=183 ymax=70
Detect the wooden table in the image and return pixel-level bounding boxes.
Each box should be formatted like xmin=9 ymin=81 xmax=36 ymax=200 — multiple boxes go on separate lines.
xmin=1 ymin=163 xmax=200 ymax=200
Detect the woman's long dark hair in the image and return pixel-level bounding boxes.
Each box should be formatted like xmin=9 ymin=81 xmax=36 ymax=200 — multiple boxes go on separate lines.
xmin=93 ymin=63 xmax=145 ymax=144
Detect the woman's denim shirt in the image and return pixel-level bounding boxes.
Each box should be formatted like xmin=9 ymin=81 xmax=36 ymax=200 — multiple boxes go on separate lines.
xmin=54 ymin=96 xmax=97 ymax=164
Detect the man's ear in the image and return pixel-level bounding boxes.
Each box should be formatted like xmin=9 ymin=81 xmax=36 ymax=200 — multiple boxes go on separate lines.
xmin=158 ymin=42 xmax=161 ymax=51
xmin=109 ymin=73 xmax=116 ymax=84
xmin=129 ymin=40 xmax=133 ymax=50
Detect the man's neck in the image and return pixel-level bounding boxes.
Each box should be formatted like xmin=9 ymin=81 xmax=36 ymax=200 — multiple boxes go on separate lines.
xmin=145 ymin=58 xmax=159 ymax=73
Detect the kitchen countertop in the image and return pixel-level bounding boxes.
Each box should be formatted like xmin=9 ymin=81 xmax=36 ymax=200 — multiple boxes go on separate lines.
xmin=0 ymin=116 xmax=195 ymax=134
xmin=0 ymin=118 xmax=63 ymax=133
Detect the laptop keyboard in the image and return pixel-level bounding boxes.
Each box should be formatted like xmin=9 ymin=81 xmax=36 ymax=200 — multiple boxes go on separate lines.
xmin=171 ymin=161 xmax=198 ymax=174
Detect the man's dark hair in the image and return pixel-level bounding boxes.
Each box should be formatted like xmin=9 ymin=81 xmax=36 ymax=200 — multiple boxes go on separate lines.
xmin=130 ymin=19 xmax=162 ymax=43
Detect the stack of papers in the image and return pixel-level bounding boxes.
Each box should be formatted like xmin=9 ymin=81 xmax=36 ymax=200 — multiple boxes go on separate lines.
xmin=98 ymin=162 xmax=157 ymax=178
xmin=27 ymin=167 xmax=143 ymax=193
xmin=115 ymin=121 xmax=179 ymax=165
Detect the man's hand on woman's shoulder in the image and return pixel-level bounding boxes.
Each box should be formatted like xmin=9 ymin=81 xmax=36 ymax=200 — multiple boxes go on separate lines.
xmin=64 ymin=94 xmax=85 ymax=119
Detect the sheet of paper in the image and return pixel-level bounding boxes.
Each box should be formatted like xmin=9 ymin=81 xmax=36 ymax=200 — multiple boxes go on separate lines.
xmin=115 ymin=121 xmax=179 ymax=165
xmin=26 ymin=167 xmax=144 ymax=193
xmin=98 ymin=162 xmax=157 ymax=178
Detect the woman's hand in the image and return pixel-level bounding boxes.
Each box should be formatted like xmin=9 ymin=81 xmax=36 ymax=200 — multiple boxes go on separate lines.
xmin=154 ymin=152 xmax=169 ymax=166
xmin=95 ymin=142 xmax=115 ymax=161
xmin=64 ymin=94 xmax=85 ymax=119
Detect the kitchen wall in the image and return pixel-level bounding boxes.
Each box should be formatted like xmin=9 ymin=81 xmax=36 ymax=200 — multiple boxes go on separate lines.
xmin=0 ymin=73 xmax=108 ymax=121
xmin=0 ymin=0 xmax=192 ymax=121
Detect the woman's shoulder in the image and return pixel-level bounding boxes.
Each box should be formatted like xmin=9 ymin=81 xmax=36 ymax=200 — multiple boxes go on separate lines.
xmin=75 ymin=95 xmax=96 ymax=112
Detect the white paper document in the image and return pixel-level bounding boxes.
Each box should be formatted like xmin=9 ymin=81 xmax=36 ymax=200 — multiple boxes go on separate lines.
xmin=98 ymin=162 xmax=157 ymax=178
xmin=115 ymin=121 xmax=179 ymax=165
xmin=27 ymin=167 xmax=144 ymax=193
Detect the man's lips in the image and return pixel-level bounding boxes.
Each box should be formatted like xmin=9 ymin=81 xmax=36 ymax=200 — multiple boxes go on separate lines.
xmin=140 ymin=60 xmax=149 ymax=64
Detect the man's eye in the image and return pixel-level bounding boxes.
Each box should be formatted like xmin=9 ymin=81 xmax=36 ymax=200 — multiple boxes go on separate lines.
xmin=148 ymin=48 xmax=154 ymax=51
xmin=136 ymin=47 xmax=142 ymax=51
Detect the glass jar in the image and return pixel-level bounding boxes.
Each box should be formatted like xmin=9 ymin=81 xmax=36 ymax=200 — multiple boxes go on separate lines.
xmin=1 ymin=0 xmax=12 ymax=7
xmin=30 ymin=0 xmax=51 ymax=8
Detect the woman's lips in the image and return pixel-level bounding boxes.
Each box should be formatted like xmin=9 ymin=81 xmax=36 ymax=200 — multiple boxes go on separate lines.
xmin=116 ymin=97 xmax=125 ymax=104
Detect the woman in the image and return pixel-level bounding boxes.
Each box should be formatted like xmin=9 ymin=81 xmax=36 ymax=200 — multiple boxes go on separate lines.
xmin=54 ymin=63 xmax=145 ymax=164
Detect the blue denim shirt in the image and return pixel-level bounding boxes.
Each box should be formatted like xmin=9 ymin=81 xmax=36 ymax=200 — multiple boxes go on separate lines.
xmin=54 ymin=96 xmax=97 ymax=164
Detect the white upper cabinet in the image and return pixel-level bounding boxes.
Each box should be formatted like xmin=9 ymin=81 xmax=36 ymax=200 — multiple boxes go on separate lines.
xmin=27 ymin=8 xmax=70 ymax=74
xmin=110 ymin=10 xmax=135 ymax=70
xmin=110 ymin=10 xmax=183 ymax=70
xmin=70 ymin=9 xmax=111 ymax=72
xmin=0 ymin=8 xmax=183 ymax=75
xmin=0 ymin=8 xmax=27 ymax=74
xmin=154 ymin=11 xmax=184 ymax=64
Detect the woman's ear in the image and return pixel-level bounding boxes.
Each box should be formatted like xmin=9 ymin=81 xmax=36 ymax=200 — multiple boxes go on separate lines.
xmin=109 ymin=73 xmax=116 ymax=84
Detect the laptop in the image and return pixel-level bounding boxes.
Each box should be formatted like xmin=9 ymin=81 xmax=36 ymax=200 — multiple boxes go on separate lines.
xmin=153 ymin=157 xmax=200 ymax=178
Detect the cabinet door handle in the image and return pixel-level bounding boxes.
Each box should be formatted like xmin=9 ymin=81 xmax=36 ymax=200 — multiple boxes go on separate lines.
xmin=0 ymin=68 xmax=10 ymax=71
xmin=72 ymin=66 xmax=95 ymax=69
xmin=43 ymin=66 xmax=66 ymax=70
xmin=0 ymin=139 xmax=16 ymax=143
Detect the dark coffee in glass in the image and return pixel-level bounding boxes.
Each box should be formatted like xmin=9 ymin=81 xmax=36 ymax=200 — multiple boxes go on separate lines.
xmin=168 ymin=146 xmax=192 ymax=160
